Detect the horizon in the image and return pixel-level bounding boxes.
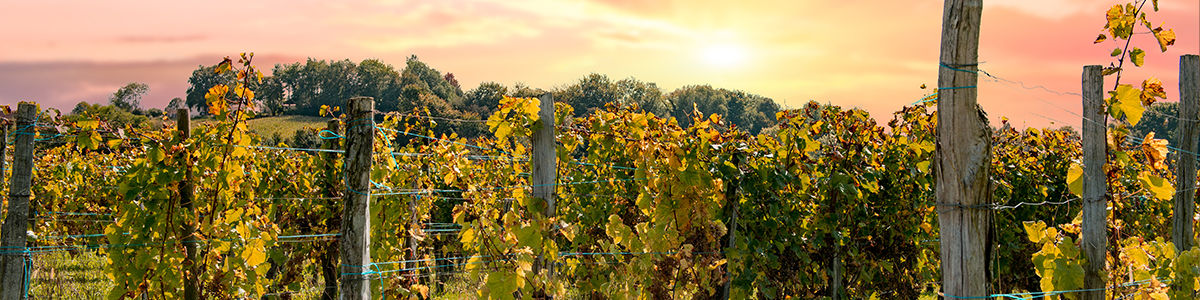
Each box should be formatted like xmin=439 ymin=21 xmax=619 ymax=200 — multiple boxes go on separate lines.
xmin=1 ymin=0 xmax=1197 ymax=128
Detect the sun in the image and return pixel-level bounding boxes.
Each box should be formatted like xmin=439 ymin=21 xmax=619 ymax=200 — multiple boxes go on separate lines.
xmin=699 ymin=43 xmax=748 ymax=68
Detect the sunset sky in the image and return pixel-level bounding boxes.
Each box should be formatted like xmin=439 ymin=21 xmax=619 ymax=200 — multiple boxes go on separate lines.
xmin=0 ymin=0 xmax=1197 ymax=128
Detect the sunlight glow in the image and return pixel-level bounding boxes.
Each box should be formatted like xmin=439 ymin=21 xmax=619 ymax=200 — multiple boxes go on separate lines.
xmin=699 ymin=43 xmax=748 ymax=68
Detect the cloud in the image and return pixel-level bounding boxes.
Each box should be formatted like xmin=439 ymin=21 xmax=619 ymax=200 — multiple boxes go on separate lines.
xmin=114 ymin=34 xmax=208 ymax=44
xmin=0 ymin=54 xmax=304 ymax=111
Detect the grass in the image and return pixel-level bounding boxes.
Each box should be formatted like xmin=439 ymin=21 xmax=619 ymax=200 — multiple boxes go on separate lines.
xmin=185 ymin=115 xmax=329 ymax=142
xmin=245 ymin=115 xmax=329 ymax=142
xmin=29 ymin=251 xmax=111 ymax=299
xmin=23 ymin=252 xmax=574 ymax=299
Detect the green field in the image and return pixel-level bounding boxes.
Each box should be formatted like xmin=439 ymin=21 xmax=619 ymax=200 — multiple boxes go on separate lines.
xmin=245 ymin=115 xmax=328 ymax=141
xmin=188 ymin=115 xmax=328 ymax=142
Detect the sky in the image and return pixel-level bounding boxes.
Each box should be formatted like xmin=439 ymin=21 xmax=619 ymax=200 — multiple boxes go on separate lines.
xmin=0 ymin=0 xmax=1196 ymax=128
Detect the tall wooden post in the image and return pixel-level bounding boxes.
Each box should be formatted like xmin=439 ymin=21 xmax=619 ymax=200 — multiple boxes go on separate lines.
xmin=1 ymin=103 xmax=36 ymax=300
xmin=176 ymin=109 xmax=201 ymax=300
xmin=321 ymin=120 xmax=341 ymax=300
xmin=935 ymin=0 xmax=990 ymax=298
xmin=531 ymin=93 xmax=556 ymax=284
xmin=1174 ymin=55 xmax=1200 ymax=253
xmin=1 ymin=123 xmax=7 ymax=192
xmin=720 ymin=152 xmax=742 ymax=300
xmin=1081 ymin=65 xmax=1107 ymax=300
xmin=339 ymin=97 xmax=374 ymax=299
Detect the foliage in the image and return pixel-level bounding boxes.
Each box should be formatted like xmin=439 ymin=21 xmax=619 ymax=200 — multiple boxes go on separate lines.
xmin=109 ymin=82 xmax=149 ymax=113
xmin=66 ymin=102 xmax=149 ymax=130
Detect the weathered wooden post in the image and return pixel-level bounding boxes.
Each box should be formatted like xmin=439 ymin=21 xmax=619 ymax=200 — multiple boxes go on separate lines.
xmin=720 ymin=151 xmax=742 ymax=300
xmin=339 ymin=97 xmax=374 ymax=299
xmin=321 ymin=120 xmax=341 ymax=300
xmin=1174 ymin=54 xmax=1200 ymax=254
xmin=1 ymin=122 xmax=7 ymax=191
xmin=1081 ymin=65 xmax=1107 ymax=300
xmin=531 ymin=93 xmax=557 ymax=287
xmin=935 ymin=0 xmax=990 ymax=298
xmin=1 ymin=103 xmax=36 ymax=300
xmin=177 ymin=109 xmax=201 ymax=300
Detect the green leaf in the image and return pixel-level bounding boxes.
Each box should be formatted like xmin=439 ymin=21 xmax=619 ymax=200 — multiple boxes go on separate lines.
xmin=515 ymin=224 xmax=542 ymax=249
xmin=486 ymin=272 xmax=518 ymax=300
xmin=1130 ymin=47 xmax=1146 ymax=67
xmin=1110 ymin=48 xmax=1122 ymax=57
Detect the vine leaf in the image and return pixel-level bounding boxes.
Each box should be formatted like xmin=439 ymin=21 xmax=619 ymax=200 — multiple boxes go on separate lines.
xmin=1066 ymin=163 xmax=1083 ymax=198
xmin=1153 ymin=27 xmax=1176 ymax=52
xmin=1111 ymin=84 xmax=1145 ymax=125
xmin=1139 ymin=173 xmax=1174 ymax=201
xmin=1129 ymin=47 xmax=1146 ymax=67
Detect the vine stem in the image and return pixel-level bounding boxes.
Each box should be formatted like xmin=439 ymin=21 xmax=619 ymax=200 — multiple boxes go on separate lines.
xmin=198 ymin=56 xmax=256 ymax=298
xmin=1111 ymin=0 xmax=1149 ymax=91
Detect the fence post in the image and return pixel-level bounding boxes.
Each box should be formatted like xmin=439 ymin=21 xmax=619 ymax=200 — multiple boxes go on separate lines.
xmin=1 ymin=122 xmax=7 ymax=192
xmin=935 ymin=0 xmax=990 ymax=297
xmin=1081 ymin=65 xmax=1107 ymax=300
xmin=720 ymin=151 xmax=742 ymax=300
xmin=321 ymin=120 xmax=341 ymax=300
xmin=532 ymin=93 xmax=556 ymax=289
xmin=1174 ymin=55 xmax=1200 ymax=254
xmin=339 ymin=97 xmax=374 ymax=299
xmin=176 ymin=109 xmax=201 ymax=300
xmin=1 ymin=103 xmax=37 ymax=300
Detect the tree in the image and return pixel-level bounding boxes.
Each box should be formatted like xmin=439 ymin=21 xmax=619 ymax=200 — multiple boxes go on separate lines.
xmin=110 ymin=82 xmax=149 ymax=113
xmin=463 ymin=82 xmax=508 ymax=117
xmin=554 ymin=73 xmax=620 ymax=117
xmin=186 ymin=65 xmax=236 ymax=115
xmin=615 ymin=78 xmax=671 ymax=116
xmin=166 ymin=97 xmax=184 ymax=113
xmin=665 ymin=85 xmax=779 ymax=133
xmin=1130 ymin=102 xmax=1178 ymax=145
xmin=66 ymin=101 xmax=149 ymax=129
xmin=352 ymin=59 xmax=402 ymax=112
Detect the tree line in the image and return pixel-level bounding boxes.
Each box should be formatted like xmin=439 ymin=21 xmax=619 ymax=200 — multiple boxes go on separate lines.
xmin=184 ymin=56 xmax=782 ymax=136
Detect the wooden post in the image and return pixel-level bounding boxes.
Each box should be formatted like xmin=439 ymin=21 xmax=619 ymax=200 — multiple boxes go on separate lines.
xmin=1174 ymin=55 xmax=1200 ymax=253
xmin=720 ymin=152 xmax=742 ymax=300
xmin=321 ymin=120 xmax=341 ymax=300
xmin=1 ymin=123 xmax=7 ymax=192
xmin=176 ymin=109 xmax=201 ymax=300
xmin=1 ymin=103 xmax=36 ymax=300
xmin=1081 ymin=65 xmax=1107 ymax=300
xmin=830 ymin=190 xmax=843 ymax=300
xmin=339 ymin=97 xmax=374 ymax=299
xmin=531 ymin=93 xmax=556 ymax=284
xmin=407 ymin=182 xmax=418 ymax=282
xmin=935 ymin=0 xmax=990 ymax=298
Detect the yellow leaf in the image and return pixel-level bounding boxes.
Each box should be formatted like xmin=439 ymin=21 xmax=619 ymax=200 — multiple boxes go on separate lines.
xmin=1140 ymin=132 xmax=1170 ymax=170
xmin=242 ymin=247 xmax=266 ymax=266
xmin=1094 ymin=34 xmax=1107 ymax=43
xmin=76 ymin=120 xmax=99 ymax=130
xmin=1142 ymin=77 xmax=1166 ymax=102
xmin=1154 ymin=28 xmax=1175 ymax=52
xmin=1140 ymin=173 xmax=1175 ymax=201
xmin=1113 ymin=84 xmax=1144 ymax=125
xmin=1066 ymin=163 xmax=1083 ymax=197
xmin=1024 ymin=221 xmax=1047 ymax=243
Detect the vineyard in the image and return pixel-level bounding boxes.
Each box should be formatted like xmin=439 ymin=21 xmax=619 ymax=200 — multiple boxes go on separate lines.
xmin=0 ymin=57 xmax=1193 ymax=299
xmin=0 ymin=0 xmax=1196 ymax=299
